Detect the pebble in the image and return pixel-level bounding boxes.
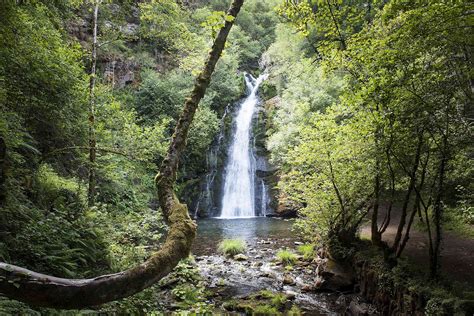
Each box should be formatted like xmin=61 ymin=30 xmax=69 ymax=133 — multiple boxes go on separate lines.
xmin=283 ymin=275 xmax=295 ymax=285
xmin=301 ymin=284 xmax=314 ymax=292
xmin=285 ymin=290 xmax=297 ymax=300
xmin=233 ymin=254 xmax=249 ymax=261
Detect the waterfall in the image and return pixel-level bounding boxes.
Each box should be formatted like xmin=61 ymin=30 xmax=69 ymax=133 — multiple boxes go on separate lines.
xmin=220 ymin=73 xmax=267 ymax=218
xmin=260 ymin=179 xmax=267 ymax=217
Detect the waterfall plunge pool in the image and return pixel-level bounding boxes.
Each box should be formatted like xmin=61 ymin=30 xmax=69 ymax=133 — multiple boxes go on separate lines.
xmin=192 ymin=217 xmax=295 ymax=256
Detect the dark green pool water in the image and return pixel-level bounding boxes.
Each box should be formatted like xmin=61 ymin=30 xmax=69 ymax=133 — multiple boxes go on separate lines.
xmin=192 ymin=217 xmax=295 ymax=255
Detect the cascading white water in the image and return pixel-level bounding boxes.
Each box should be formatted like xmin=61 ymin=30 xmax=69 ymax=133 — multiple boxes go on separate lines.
xmin=260 ymin=179 xmax=267 ymax=217
xmin=220 ymin=73 xmax=267 ymax=218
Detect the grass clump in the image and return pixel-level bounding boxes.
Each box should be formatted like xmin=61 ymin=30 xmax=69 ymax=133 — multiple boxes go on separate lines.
xmin=258 ymin=290 xmax=287 ymax=308
xmin=253 ymin=305 xmax=279 ymax=315
xmin=288 ymin=305 xmax=302 ymax=315
xmin=297 ymin=244 xmax=315 ymax=260
xmin=218 ymin=239 xmax=246 ymax=256
xmin=276 ymin=249 xmax=298 ymax=265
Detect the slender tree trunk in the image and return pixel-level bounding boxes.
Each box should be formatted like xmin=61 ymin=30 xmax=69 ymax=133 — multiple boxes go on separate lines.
xmin=431 ymin=136 xmax=448 ymax=278
xmin=396 ymin=151 xmax=429 ymax=258
xmin=327 ymin=154 xmax=345 ymax=224
xmin=88 ymin=0 xmax=99 ymax=207
xmin=379 ymin=144 xmax=395 ymax=234
xmin=371 ymin=125 xmax=382 ymax=245
xmin=391 ymin=133 xmax=423 ymax=253
xmin=0 ymin=0 xmax=244 ymax=308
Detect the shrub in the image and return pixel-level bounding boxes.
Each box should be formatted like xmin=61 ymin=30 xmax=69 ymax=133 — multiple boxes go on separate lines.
xmin=276 ymin=249 xmax=298 ymax=265
xmin=218 ymin=239 xmax=246 ymax=256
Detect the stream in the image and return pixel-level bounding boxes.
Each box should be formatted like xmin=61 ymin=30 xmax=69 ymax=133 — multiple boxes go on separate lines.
xmin=191 ymin=218 xmax=350 ymax=315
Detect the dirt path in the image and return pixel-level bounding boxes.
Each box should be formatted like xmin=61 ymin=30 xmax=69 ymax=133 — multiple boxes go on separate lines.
xmin=361 ymin=207 xmax=474 ymax=289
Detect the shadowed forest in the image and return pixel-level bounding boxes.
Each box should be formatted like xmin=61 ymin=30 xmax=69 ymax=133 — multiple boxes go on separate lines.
xmin=0 ymin=0 xmax=473 ymax=314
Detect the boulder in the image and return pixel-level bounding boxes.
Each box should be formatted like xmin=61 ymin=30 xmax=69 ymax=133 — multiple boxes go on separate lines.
xmin=348 ymin=300 xmax=370 ymax=316
xmin=318 ymin=259 xmax=355 ymax=291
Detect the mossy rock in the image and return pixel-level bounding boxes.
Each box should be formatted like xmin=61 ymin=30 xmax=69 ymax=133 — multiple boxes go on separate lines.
xmin=221 ymin=290 xmax=293 ymax=315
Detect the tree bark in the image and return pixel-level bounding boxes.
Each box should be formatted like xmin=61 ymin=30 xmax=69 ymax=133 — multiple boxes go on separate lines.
xmin=379 ymin=145 xmax=395 ymax=234
xmin=391 ymin=132 xmax=423 ymax=253
xmin=87 ymin=0 xmax=99 ymax=207
xmin=0 ymin=0 xmax=244 ymax=308
xmin=371 ymin=125 xmax=382 ymax=245
xmin=396 ymin=152 xmax=429 ymax=258
xmin=431 ymin=135 xmax=448 ymax=278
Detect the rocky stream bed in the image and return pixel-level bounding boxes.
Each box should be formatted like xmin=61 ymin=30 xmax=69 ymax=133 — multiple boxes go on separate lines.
xmin=155 ymin=218 xmax=378 ymax=315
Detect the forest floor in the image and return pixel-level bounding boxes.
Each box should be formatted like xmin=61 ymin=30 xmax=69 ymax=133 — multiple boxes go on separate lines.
xmin=361 ymin=206 xmax=474 ymax=290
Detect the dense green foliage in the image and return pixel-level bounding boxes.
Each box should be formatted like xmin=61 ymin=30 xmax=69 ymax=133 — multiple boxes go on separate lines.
xmin=0 ymin=0 xmax=472 ymax=313
xmin=0 ymin=0 xmax=278 ymax=312
xmin=266 ymin=0 xmax=473 ymax=272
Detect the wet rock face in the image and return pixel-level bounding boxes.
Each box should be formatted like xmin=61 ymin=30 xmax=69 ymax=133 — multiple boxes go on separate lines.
xmin=103 ymin=59 xmax=139 ymax=88
xmin=265 ymin=191 xmax=301 ymax=218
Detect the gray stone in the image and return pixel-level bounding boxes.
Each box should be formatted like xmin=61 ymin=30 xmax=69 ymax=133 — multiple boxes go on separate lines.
xmin=233 ymin=254 xmax=248 ymax=261
xmin=285 ymin=290 xmax=297 ymax=300
xmin=348 ymin=300 xmax=370 ymax=316
xmin=283 ymin=275 xmax=295 ymax=285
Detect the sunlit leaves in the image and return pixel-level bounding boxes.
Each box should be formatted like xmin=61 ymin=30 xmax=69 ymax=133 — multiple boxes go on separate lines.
xmin=201 ymin=11 xmax=235 ymax=38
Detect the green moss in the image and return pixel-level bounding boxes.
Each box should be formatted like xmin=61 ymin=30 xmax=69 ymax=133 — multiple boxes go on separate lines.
xmin=223 ymin=290 xmax=292 ymax=315
xmin=218 ymin=239 xmax=246 ymax=256
xmin=253 ymin=305 xmax=280 ymax=315
xmin=257 ymin=290 xmax=287 ymax=308
xmin=288 ymin=305 xmax=302 ymax=316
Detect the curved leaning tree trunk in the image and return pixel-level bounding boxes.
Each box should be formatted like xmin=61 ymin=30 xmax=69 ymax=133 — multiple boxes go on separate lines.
xmin=0 ymin=0 xmax=244 ymax=309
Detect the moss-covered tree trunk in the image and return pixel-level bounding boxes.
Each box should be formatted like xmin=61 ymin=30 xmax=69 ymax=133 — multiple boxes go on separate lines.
xmin=0 ymin=0 xmax=244 ymax=309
